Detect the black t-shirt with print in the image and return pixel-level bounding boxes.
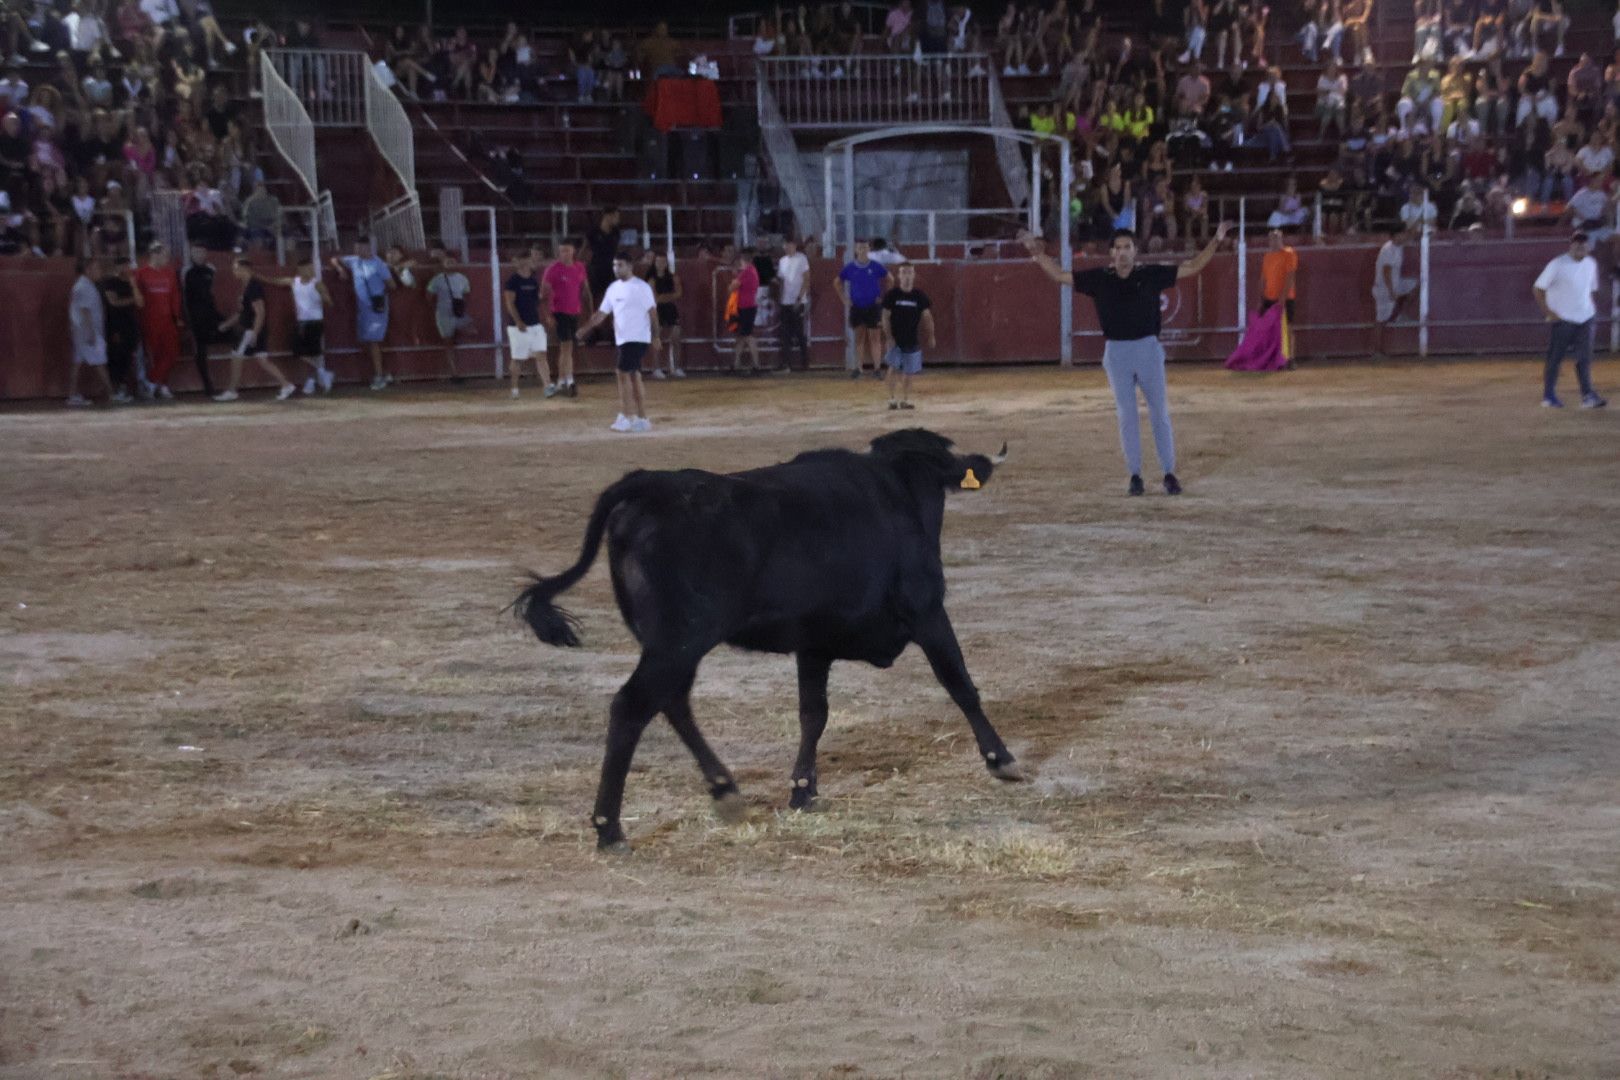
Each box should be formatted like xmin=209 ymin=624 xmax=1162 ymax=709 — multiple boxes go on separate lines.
xmin=882 ymin=287 xmax=931 ymax=352
xmin=1072 ymin=263 xmax=1180 ymax=341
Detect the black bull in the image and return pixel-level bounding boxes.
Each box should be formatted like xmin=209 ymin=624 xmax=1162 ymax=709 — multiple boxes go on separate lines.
xmin=512 ymin=428 xmax=1025 ymax=851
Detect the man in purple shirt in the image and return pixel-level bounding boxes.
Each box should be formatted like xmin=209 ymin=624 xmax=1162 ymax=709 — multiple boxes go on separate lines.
xmin=728 ymin=246 xmax=762 ymax=374
xmin=837 ymin=239 xmax=889 ymax=379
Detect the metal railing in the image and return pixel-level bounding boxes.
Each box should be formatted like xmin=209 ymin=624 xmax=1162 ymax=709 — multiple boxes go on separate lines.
xmin=729 ymin=3 xmax=889 ymax=40
xmin=755 ymin=74 xmax=823 ymax=242
xmin=260 ymin=51 xmax=319 ymax=202
xmin=364 ymin=57 xmax=416 ymax=192
xmin=987 ymin=71 xmax=1030 ymax=208
xmin=268 ymin=48 xmax=367 ymax=127
xmin=838 ymin=207 xmax=1028 ymax=260
xmin=369 ymin=192 xmax=426 ymax=252
xmin=757 ymin=53 xmax=991 ymax=128
xmin=147 ymin=190 xmax=186 ymax=255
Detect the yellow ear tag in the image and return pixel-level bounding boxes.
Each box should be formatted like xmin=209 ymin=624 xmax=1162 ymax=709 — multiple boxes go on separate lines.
xmin=960 ymin=469 xmax=981 ymax=490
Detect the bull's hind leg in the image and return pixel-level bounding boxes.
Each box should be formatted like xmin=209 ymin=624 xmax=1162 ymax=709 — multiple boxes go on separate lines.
xmin=591 ymin=655 xmax=693 ymax=852
xmin=663 ymin=673 xmax=747 ymax=825
xmin=789 ymin=653 xmax=832 ymax=810
xmin=914 ymin=609 xmax=1026 ymax=782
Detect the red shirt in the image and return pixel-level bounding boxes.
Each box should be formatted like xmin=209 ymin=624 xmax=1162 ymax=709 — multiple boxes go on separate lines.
xmin=134 ymin=264 xmax=181 ymax=322
xmin=542 ymin=260 xmax=587 ymax=315
xmin=735 ymin=263 xmax=759 ymax=309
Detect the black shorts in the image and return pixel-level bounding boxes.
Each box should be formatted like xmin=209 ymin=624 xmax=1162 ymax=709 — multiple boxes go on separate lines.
xmin=553 ymin=312 xmax=579 ymax=341
xmin=657 ymin=302 xmax=679 ymax=328
xmin=294 ymin=319 xmax=325 ymax=358
xmin=735 ymin=306 xmax=757 ymax=336
xmin=616 ymin=341 xmax=649 ymax=373
xmin=849 ymin=303 xmax=882 ymax=330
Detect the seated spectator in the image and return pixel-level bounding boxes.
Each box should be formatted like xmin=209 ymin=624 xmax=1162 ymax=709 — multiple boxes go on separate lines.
xmin=1441 ymin=0 xmax=1473 ymax=57
xmin=1398 ymin=60 xmax=1444 ymax=133
xmin=239 ymin=179 xmax=279 ymax=249
xmin=1517 ymin=50 xmax=1559 ymax=126
xmin=1317 ymin=59 xmax=1348 ymax=138
xmin=1575 ymin=129 xmax=1614 ymax=182
xmin=1175 ymin=59 xmax=1211 ymax=116
xmin=1206 ymin=90 xmax=1244 ymax=170
xmin=1319 ymin=166 xmax=1349 ymax=234
xmin=567 ymin=28 xmax=598 ymax=103
xmin=1473 ymin=65 xmax=1509 ymax=135
xmin=1413 ymin=0 xmax=1442 ymax=64
xmin=1567 ymin=52 xmax=1602 ymax=122
xmin=183 ymin=174 xmax=233 ymax=249
xmin=1255 ymin=65 xmax=1288 ymax=114
xmin=1349 ymin=58 xmax=1383 ymax=112
xmin=1267 ymin=174 xmax=1310 ymax=229
xmin=1252 ymin=93 xmax=1292 ymax=162
xmin=1562 ymin=180 xmax=1613 ymax=243
xmin=1474 ymin=0 xmax=1507 ymax=59
xmin=1525 ymin=0 xmax=1568 ymax=58
xmin=636 ymin=21 xmax=682 ymax=80
xmin=1437 ymin=57 xmax=1471 ymax=132
xmin=1298 ymin=0 xmax=1343 ymax=64
xmin=1399 ymin=184 xmax=1437 ymax=233
xmin=885 ymin=0 xmax=914 ymax=52
xmin=1344 ymin=0 xmax=1374 ymax=65
xmin=603 ymin=37 xmax=629 ymax=101
xmin=1541 ymin=136 xmax=1576 ymax=202
xmin=1183 ymin=173 xmax=1211 ymax=243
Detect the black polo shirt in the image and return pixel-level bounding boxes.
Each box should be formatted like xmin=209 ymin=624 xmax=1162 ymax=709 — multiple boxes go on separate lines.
xmin=1073 ymin=263 xmax=1180 ymax=341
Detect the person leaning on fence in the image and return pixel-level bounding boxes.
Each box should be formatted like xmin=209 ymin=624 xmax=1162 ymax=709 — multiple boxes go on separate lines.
xmin=425 ymin=248 xmax=473 ymax=383
xmin=66 ymin=256 xmax=114 ymax=407
xmin=258 ymin=254 xmax=336 ymax=396
xmin=838 ymin=239 xmax=889 ymax=380
xmin=644 ymin=250 xmax=685 ymax=379
xmin=182 ymin=244 xmax=222 ymax=398
xmin=98 ymin=262 xmax=138 ymax=403
xmin=1370 ymin=224 xmax=1417 ymax=359
xmin=331 ymin=237 xmax=395 ymax=391
xmin=1532 ymin=231 xmax=1608 ymax=410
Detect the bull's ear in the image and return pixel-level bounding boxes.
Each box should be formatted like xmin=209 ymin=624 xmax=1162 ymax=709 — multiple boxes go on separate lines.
xmin=953 ymin=454 xmax=995 ymax=492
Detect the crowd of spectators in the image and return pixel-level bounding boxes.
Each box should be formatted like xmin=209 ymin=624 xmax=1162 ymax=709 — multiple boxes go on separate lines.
xmin=0 ymin=0 xmax=291 ymax=258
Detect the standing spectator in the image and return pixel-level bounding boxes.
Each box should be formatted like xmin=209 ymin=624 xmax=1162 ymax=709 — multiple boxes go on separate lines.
xmin=1259 ymin=227 xmax=1299 ymax=361
xmin=331 ymin=237 xmax=394 ymax=390
xmin=728 ymin=246 xmax=762 ymax=374
xmin=211 ymin=257 xmax=296 ymax=402
xmin=260 ymin=255 xmax=337 ymax=394
xmin=181 ymin=243 xmax=221 ymax=398
xmin=1532 ymin=232 xmax=1606 ymax=407
xmin=644 ymin=250 xmax=685 ymax=378
xmin=425 ymin=247 xmax=472 ymax=382
xmin=134 ymin=242 xmax=182 ymax=398
xmin=239 ymin=180 xmax=279 ymax=250
xmin=541 ymin=238 xmax=590 ymax=395
xmin=1317 ymin=58 xmax=1349 ymax=137
xmin=882 ymin=262 xmax=934 ymax=411
xmin=1344 ymin=0 xmax=1375 ymax=65
xmin=99 ymin=262 xmax=138 ymax=402
xmin=504 ymin=249 xmax=555 ymax=399
xmin=575 ymin=252 xmax=659 ymax=433
xmin=1371 ymin=225 xmax=1417 ymax=357
xmin=584 ymin=206 xmax=620 ymax=320
xmin=885 ymin=0 xmax=913 ymax=52
xmin=66 ymin=256 xmax=114 ymax=406
xmin=837 ymin=239 xmax=889 ymax=380
xmin=777 ymin=236 xmax=811 ymax=372
xmin=635 ymin=21 xmax=683 ymax=80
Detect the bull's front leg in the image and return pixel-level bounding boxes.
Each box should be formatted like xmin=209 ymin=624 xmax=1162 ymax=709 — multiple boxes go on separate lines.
xmin=790 ymin=653 xmax=832 ymax=809
xmin=914 ymin=609 xmax=1026 ymax=782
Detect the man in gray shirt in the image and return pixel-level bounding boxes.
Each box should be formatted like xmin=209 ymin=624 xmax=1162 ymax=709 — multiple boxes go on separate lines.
xmin=425 ymin=247 xmax=473 ymax=381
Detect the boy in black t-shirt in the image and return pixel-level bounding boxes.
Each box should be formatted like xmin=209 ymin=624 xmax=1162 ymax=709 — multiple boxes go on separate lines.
xmin=212 ymin=258 xmax=296 ymax=402
xmin=881 ymin=263 xmax=935 ymax=411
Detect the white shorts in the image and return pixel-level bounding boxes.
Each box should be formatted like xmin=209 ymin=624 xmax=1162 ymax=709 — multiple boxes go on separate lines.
xmin=507 ymin=324 xmax=548 ymax=360
xmin=74 ymin=340 xmax=107 ymax=367
xmin=1372 ymin=278 xmax=1417 ymax=323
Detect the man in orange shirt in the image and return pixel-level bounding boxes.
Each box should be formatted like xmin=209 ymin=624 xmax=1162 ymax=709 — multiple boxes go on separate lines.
xmin=1258 ymin=227 xmax=1299 ymax=363
xmin=133 ymin=242 xmax=184 ymax=399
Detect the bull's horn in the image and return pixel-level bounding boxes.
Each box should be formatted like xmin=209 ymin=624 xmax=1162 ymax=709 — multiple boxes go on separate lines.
xmin=991 ymin=442 xmax=1009 ymax=465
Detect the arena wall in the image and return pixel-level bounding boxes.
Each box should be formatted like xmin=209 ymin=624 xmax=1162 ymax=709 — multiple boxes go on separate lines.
xmin=0 ymin=238 xmax=1594 ymax=402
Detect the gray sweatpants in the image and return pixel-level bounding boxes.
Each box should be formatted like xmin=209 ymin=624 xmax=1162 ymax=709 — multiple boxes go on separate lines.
xmin=1102 ymin=336 xmax=1176 ymax=476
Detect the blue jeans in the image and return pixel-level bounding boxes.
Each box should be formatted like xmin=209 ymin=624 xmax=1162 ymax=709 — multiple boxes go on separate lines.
xmin=576 ymin=65 xmax=596 ymax=100
xmin=1545 ymin=319 xmax=1596 ymax=400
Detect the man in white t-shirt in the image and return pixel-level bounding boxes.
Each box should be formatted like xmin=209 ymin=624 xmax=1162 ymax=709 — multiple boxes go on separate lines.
xmin=576 ymin=252 xmax=660 ymax=432
xmin=1370 ymin=225 xmax=1417 ymax=358
xmin=1532 ymin=231 xmax=1607 ymax=409
xmin=776 ymin=237 xmax=811 ymax=370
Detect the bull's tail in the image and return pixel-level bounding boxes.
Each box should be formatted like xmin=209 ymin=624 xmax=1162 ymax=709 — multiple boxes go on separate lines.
xmin=509 ymin=474 xmax=646 ymax=648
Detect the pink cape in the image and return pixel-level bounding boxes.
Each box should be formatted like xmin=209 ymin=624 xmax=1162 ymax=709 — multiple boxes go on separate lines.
xmin=1225 ymin=302 xmax=1289 ymax=372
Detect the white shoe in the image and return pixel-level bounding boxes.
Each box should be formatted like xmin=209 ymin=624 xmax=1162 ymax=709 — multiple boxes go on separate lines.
xmin=673 ymin=368 xmax=687 ymax=378
xmin=65 ymin=394 xmax=90 ymax=407
xmin=1554 ymin=45 xmax=1565 ymax=58
xmin=511 ymin=387 xmax=520 ymax=399
xmin=225 ymin=41 xmax=238 ymax=54
xmin=318 ymin=368 xmax=334 ymax=392
xmin=369 ymin=374 xmax=389 ymax=390
xmin=157 ymin=384 xmax=174 ymax=400
xmin=29 ymin=40 xmax=50 ymax=52
xmin=610 ymin=414 xmax=634 ymax=432
xmin=302 ymin=377 xmax=317 ymax=396
xmin=111 ymin=390 xmax=133 ymax=404
xmin=1002 ymin=64 xmax=1016 ymax=76
xmin=631 ymin=417 xmax=652 ymax=432
xmin=967 ymin=63 xmax=985 ymax=76
xmin=276 ymin=383 xmax=296 ymax=401
xmin=212 ymin=390 xmax=239 ymax=402
xmin=651 ymin=368 xmax=667 ymax=379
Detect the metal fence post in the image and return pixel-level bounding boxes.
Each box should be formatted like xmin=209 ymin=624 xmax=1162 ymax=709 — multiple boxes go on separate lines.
xmin=1419 ymin=220 xmax=1430 ymax=358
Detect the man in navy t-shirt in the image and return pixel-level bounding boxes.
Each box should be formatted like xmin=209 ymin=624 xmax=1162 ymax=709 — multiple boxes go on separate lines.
xmin=837 ymin=239 xmax=889 ymax=380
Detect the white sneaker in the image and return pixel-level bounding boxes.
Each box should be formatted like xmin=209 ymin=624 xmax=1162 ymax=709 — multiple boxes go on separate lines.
xmin=673 ymin=368 xmax=687 ymax=378
xmin=276 ymin=383 xmax=296 ymax=401
xmin=318 ymin=368 xmax=334 ymax=392
xmin=631 ymin=417 xmax=652 ymax=432
xmin=651 ymin=368 xmax=667 ymax=379
xmin=1555 ymin=45 xmax=1565 ymax=58
xmin=212 ymin=390 xmax=239 ymax=402
xmin=65 ymin=394 xmax=90 ymax=407
xmin=1003 ymin=64 xmax=1016 ymax=75
xmin=111 ymin=389 xmax=133 ymax=404
xmin=157 ymin=384 xmax=174 ymax=400
xmin=610 ymin=414 xmax=634 ymax=432
xmin=302 ymin=377 xmax=317 ymax=396
xmin=511 ymin=387 xmax=521 ymax=399
xmin=369 ymin=374 xmax=389 ymax=390
xmin=225 ymin=41 xmax=238 ymax=54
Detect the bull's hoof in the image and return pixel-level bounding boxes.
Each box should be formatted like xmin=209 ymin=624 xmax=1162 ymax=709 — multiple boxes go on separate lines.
xmin=988 ymin=759 xmax=1028 ymax=782
xmin=788 ymin=788 xmax=820 ymax=812
xmin=596 ymin=838 xmax=633 ymax=855
xmin=714 ymin=790 xmax=749 ymax=825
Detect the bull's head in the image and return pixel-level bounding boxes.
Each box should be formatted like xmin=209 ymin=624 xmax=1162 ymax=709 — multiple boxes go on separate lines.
xmin=869 ymin=428 xmax=1008 ymax=494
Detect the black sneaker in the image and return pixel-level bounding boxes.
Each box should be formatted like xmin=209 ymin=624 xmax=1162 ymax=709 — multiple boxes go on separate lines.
xmin=566 ymin=382 xmax=578 ymax=398
xmin=1128 ymin=474 xmax=1145 ymax=496
xmin=888 ymin=401 xmax=899 ymax=410
xmin=1164 ymin=473 xmax=1183 ymax=495
xmin=898 ymin=401 xmax=915 ymax=410
xmin=849 ymin=369 xmax=861 ymax=380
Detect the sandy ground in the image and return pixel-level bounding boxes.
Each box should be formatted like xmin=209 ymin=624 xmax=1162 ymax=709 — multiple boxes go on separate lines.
xmin=1 ymin=360 xmax=1617 ymax=1080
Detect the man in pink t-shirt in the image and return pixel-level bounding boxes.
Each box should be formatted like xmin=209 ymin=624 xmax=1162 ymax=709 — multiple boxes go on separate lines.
xmin=728 ymin=246 xmax=762 ymax=373
xmin=541 ymin=239 xmax=592 ymax=395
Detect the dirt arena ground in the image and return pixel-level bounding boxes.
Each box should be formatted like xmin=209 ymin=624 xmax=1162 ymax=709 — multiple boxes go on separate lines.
xmin=2 ymin=360 xmax=1617 ymax=1080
